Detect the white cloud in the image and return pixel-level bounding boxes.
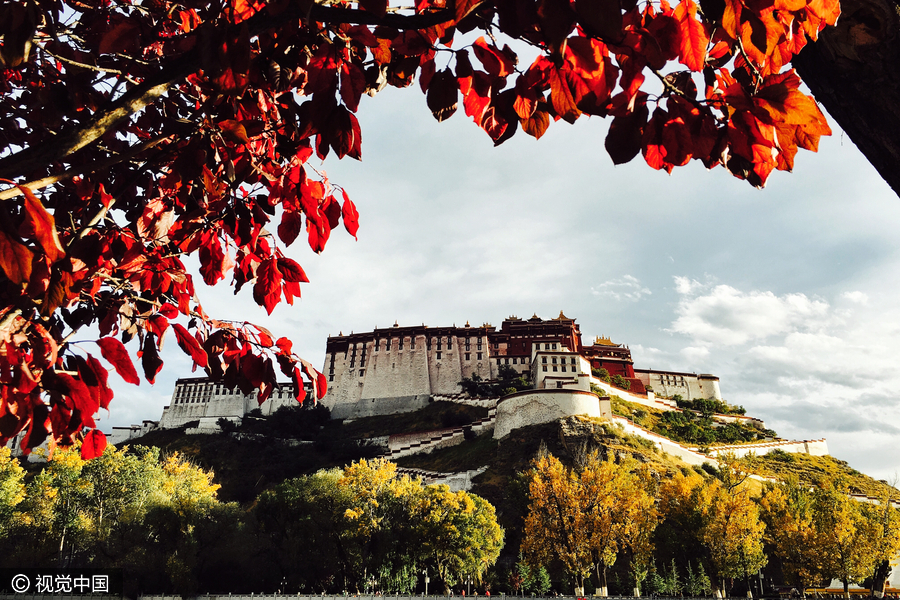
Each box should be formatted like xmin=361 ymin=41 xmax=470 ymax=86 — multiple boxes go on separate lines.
xmin=680 ymin=346 xmax=710 ymax=361
xmin=591 ymin=275 xmax=652 ymax=302
xmin=670 ymin=282 xmax=830 ymax=346
xmin=841 ymin=290 xmax=869 ymax=305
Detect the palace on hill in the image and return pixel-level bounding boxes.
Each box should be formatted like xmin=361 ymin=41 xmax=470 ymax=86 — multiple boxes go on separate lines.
xmin=321 ymin=312 xmax=723 ymax=420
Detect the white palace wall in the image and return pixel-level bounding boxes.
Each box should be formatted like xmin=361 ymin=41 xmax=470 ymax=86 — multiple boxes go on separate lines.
xmin=493 ymin=389 xmax=612 ymax=439
xmin=635 ymin=369 xmax=722 ymax=401
xmin=322 ymin=330 xmax=495 ymax=420
xmin=158 ymin=379 xmax=304 ymax=429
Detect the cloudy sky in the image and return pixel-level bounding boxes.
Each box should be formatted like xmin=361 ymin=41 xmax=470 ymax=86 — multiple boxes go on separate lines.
xmin=97 ymin=80 xmax=900 ymax=482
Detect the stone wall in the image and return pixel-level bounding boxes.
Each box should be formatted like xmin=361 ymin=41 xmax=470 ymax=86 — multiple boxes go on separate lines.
xmin=702 ymin=438 xmax=830 ymax=458
xmin=634 ymin=369 xmax=723 ymax=401
xmin=158 ymin=379 xmax=305 ymax=429
xmin=493 ymin=389 xmax=612 ymax=439
xmin=331 ymin=394 xmax=432 ymax=420
xmin=322 ymin=331 xmax=495 ymax=419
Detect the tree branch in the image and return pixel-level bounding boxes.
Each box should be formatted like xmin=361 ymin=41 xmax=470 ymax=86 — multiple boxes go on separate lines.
xmin=0 ymin=133 xmax=175 ymax=201
xmin=0 ymin=4 xmax=452 ymax=184
xmin=0 ymin=59 xmax=198 ymax=182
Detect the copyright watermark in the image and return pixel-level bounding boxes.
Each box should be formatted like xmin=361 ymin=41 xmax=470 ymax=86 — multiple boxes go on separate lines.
xmin=0 ymin=569 xmax=122 ymax=595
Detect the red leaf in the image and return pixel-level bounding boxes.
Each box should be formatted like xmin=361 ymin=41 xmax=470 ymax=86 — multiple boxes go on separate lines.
xmin=253 ymin=258 xmax=283 ymax=315
xmin=276 ymin=337 xmax=293 ymax=355
xmin=307 ymin=211 xmax=331 ymax=253
xmin=228 ymin=0 xmax=266 ymax=24
xmin=277 ymin=257 xmax=310 ymax=283
xmin=85 ymin=355 xmax=114 ymax=411
xmin=342 ymin=190 xmax=360 ymax=239
xmin=218 ymin=119 xmax=251 ymax=144
xmin=172 ymin=323 xmax=209 ymax=368
xmin=146 ymin=314 xmax=169 ymax=340
xmin=340 ymin=63 xmax=367 ymax=112
xmin=0 ymin=230 xmax=33 ymax=285
xmin=97 ymin=337 xmax=141 ymax=385
xmin=674 ymin=0 xmax=709 ymax=71
xmin=57 ymin=373 xmax=99 ymax=423
xmin=21 ymin=187 xmax=65 ymax=263
xmin=323 ymin=195 xmax=342 ymax=230
xmin=522 ymin=110 xmax=550 ymax=139
xmin=81 ymin=429 xmax=107 ymax=460
xmin=427 ymin=68 xmax=460 ymax=122
xmin=158 ymin=302 xmax=179 ymax=319
xmin=606 ymin=103 xmax=650 ymax=164
xmin=472 ymin=38 xmax=513 ymax=78
xmin=456 ymin=0 xmax=486 ymax=22
xmin=278 ymin=210 xmax=303 ymax=247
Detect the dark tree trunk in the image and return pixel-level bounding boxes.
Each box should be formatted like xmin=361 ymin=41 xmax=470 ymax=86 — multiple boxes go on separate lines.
xmin=793 ymin=0 xmax=900 ymax=197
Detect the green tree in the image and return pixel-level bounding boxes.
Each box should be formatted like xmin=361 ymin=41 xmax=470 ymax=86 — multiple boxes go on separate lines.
xmin=684 ymin=562 xmax=713 ymax=597
xmin=592 ymin=368 xmax=612 ymax=383
xmin=415 ymin=484 xmax=504 ymax=592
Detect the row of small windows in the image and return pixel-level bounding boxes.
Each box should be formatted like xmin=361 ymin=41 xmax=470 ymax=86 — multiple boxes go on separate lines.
xmin=541 ymin=365 xmax=573 ymax=372
xmin=540 ymin=356 xmax=577 ymax=365
xmin=173 ymin=385 xmax=296 ymax=404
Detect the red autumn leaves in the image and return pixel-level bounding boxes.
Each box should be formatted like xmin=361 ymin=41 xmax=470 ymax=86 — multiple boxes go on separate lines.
xmin=407 ymin=0 xmax=836 ymax=186
xmin=0 ymin=0 xmax=840 ymax=458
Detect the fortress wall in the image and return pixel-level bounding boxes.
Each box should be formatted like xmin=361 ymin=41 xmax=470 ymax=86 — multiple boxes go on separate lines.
xmin=359 ymin=335 xmax=431 ymax=400
xmin=634 ymin=370 xmax=723 ymax=401
xmin=331 ymin=394 xmax=431 ymax=420
xmin=493 ymin=389 xmax=611 ymax=439
xmin=589 ymin=377 xmax=676 ymax=411
xmin=611 ymin=416 xmax=718 ymax=467
xmin=321 ymin=346 xmax=363 ymax=413
xmin=427 ymin=337 xmax=464 ymax=396
xmin=705 ymin=438 xmax=830 ymax=458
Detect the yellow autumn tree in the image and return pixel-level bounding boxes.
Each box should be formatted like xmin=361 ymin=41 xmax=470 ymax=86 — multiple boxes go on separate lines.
xmin=813 ymin=483 xmax=881 ymax=599
xmin=414 ymin=484 xmax=504 ymax=591
xmin=862 ymin=491 xmax=900 ymax=597
xmin=700 ymin=462 xmax=767 ymax=598
xmin=522 ymin=451 xmax=657 ymax=596
xmin=758 ymin=480 xmax=824 ymax=597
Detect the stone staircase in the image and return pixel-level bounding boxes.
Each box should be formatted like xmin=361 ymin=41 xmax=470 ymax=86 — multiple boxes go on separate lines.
xmin=383 ymin=407 xmax=497 ymax=460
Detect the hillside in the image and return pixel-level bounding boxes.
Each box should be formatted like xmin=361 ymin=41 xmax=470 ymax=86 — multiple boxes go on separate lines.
xmin=124 ymin=399 xmax=897 ymax=508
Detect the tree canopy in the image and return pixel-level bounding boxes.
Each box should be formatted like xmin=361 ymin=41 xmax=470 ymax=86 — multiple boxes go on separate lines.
xmin=0 ymin=0 xmax=847 ymax=452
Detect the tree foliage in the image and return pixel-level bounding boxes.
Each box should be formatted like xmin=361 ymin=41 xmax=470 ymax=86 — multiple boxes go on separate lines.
xmin=521 ymin=450 xmax=656 ymax=593
xmin=0 ymin=0 xmax=842 ymax=453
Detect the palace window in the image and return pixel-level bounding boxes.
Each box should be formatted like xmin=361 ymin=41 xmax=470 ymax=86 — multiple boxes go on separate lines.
xmin=437 ymin=352 xmax=442 ymax=360
xmin=359 ymin=370 xmax=365 ymax=377
xmin=411 ymin=337 xmax=415 ymax=349
xmin=561 ymin=366 xmax=567 ymax=372
xmin=552 ymin=357 xmax=557 ymax=364
xmin=386 ymin=339 xmax=391 ymax=350
xmin=505 ymin=358 xmax=510 ymax=364
xmin=329 ymin=374 xmax=334 ymax=381
xmin=542 ymin=356 xmax=547 ymax=364
xmin=399 ymin=339 xmax=404 ymax=350
xmin=552 ymin=343 xmax=557 ymax=349
xmin=542 ymin=365 xmax=547 ymax=372
xmin=465 ymin=353 xmax=470 ymax=361
xmin=571 ymin=357 xmax=576 ymax=364
xmin=437 ymin=339 xmax=442 ymax=350
xmin=477 ymin=352 xmax=482 ymax=360
xmin=375 ymin=340 xmax=380 ymax=351
xmin=553 ymin=366 xmax=558 ymax=372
